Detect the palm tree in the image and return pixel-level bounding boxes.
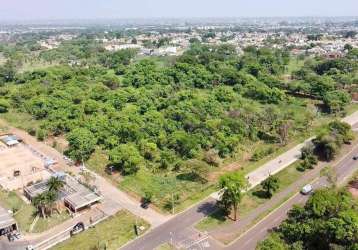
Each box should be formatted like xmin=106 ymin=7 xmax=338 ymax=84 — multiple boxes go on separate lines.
xmin=32 ymin=191 xmax=56 ymax=218
xmin=47 ymin=176 xmax=65 ymax=193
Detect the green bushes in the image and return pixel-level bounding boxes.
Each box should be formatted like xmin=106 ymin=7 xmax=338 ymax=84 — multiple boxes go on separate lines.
xmin=36 ymin=128 xmax=46 ymax=141
xmin=251 ymin=147 xmax=275 ymax=161
xmin=297 ymin=142 xmax=318 ymax=171
xmin=258 ymin=188 xmax=358 ymax=250
xmin=1 ymin=42 xmax=354 ymax=179
xmin=313 ymin=121 xmax=354 ymax=161
xmin=0 ymin=99 xmax=10 ymax=113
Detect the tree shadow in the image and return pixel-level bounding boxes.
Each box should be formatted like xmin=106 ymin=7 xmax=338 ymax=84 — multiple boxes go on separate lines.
xmin=252 ymin=190 xmax=269 ymax=199
xmin=196 ymin=200 xmax=217 ymax=216
xmin=206 ymin=207 xmax=228 ymax=223
xmin=176 ymin=172 xmax=208 ymax=184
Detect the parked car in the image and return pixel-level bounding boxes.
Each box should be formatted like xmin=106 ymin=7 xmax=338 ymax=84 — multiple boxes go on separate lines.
xmin=301 ymin=184 xmax=313 ymax=195
xmin=140 ymin=201 xmax=150 ymax=209
xmin=7 ymin=233 xmax=14 ymax=242
xmin=26 ymin=245 xmax=34 ymax=250
xmin=70 ymin=222 xmax=85 ymax=236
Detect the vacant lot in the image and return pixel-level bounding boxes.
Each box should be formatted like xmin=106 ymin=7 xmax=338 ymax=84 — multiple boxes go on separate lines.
xmin=0 ymin=143 xmax=51 ymax=190
xmin=52 ymin=210 xmax=149 ymax=250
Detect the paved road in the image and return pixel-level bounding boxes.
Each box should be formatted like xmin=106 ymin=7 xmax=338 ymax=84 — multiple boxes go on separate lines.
xmin=121 ymin=198 xmax=217 ymax=250
xmin=121 ymin=142 xmax=358 ymax=250
xmin=226 ymin=142 xmax=358 ymax=250
xmin=121 ymin=111 xmax=358 ymax=250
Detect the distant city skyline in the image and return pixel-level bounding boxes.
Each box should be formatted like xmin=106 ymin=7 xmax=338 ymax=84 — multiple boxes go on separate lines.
xmin=0 ymin=0 xmax=358 ymax=21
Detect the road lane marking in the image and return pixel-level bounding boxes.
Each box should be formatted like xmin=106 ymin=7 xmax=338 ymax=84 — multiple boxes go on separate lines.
xmin=227 ymin=176 xmax=322 ymax=247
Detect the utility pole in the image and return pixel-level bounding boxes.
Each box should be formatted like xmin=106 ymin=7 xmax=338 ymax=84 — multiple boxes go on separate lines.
xmin=171 ymin=192 xmax=174 ymax=215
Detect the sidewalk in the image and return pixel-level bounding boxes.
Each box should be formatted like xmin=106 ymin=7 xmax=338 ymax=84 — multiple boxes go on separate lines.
xmin=211 ymin=111 xmax=358 ymax=199
xmin=208 ymin=138 xmax=358 ymax=245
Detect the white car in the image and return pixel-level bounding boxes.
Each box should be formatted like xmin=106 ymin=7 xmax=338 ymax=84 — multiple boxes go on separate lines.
xmin=301 ymin=184 xmax=313 ymax=195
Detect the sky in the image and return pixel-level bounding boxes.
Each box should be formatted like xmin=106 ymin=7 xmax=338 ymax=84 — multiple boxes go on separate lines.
xmin=0 ymin=0 xmax=357 ymax=20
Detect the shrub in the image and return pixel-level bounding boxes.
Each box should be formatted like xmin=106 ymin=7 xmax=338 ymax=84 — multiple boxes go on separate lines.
xmin=36 ymin=129 xmax=46 ymax=141
xmin=0 ymin=99 xmax=10 ymax=113
xmin=251 ymin=147 xmax=274 ymax=161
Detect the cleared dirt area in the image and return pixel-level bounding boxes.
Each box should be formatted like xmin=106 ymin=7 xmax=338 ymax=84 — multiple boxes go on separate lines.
xmin=348 ymin=180 xmax=358 ymax=198
xmin=0 ymin=143 xmax=51 ymax=190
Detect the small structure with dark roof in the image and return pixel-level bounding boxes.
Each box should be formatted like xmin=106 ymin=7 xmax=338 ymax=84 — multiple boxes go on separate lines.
xmin=0 ymin=205 xmax=17 ymax=236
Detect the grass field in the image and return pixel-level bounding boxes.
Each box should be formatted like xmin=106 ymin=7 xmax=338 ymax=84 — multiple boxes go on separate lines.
xmin=52 ymin=210 xmax=149 ymax=250
xmin=87 ymin=149 xmax=216 ymax=213
xmin=119 ymin=167 xmax=216 ymax=213
xmin=0 ymin=109 xmax=41 ymax=131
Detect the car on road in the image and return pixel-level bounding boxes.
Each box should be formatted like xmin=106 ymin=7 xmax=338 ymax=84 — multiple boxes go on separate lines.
xmin=70 ymin=222 xmax=85 ymax=236
xmin=353 ymin=156 xmax=358 ymax=160
xmin=301 ymin=184 xmax=313 ymax=195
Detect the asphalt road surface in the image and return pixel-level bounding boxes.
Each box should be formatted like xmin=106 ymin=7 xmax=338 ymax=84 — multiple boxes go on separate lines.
xmin=226 ymin=143 xmax=358 ymax=250
xmin=121 ymin=142 xmax=358 ymax=250
xmin=121 ymin=198 xmax=217 ymax=250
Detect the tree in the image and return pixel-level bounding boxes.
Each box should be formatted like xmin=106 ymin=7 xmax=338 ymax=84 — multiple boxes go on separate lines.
xmin=0 ymin=61 xmax=15 ymax=84
xmin=314 ymin=121 xmax=354 ymax=161
xmin=66 ymin=128 xmax=97 ymax=162
xmin=298 ymin=142 xmax=318 ymax=171
xmin=219 ymin=172 xmax=249 ymax=221
xmin=32 ymin=191 xmax=56 ymax=218
xmin=275 ymin=188 xmax=358 ymax=250
xmin=323 ymin=90 xmax=351 ymax=113
xmin=257 ymin=233 xmax=288 ymax=250
xmin=109 ymin=143 xmax=143 ymax=175
xmin=47 ymin=176 xmax=65 ymax=193
xmin=314 ymin=134 xmax=339 ymax=161
xmin=277 ymin=120 xmax=291 ymax=145
xmin=261 ymin=174 xmax=279 ymax=198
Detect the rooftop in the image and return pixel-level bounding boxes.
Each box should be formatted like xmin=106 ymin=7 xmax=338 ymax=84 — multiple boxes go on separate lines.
xmin=0 ymin=205 xmax=16 ymax=230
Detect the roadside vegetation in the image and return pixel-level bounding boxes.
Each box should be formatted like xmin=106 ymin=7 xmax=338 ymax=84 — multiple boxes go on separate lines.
xmin=195 ymin=161 xmax=305 ymax=232
xmin=257 ymin=188 xmax=358 ymax=250
xmin=52 ymin=210 xmax=149 ymax=250
xmin=196 ymin=120 xmax=354 ymax=234
xmin=0 ymin=36 xmax=357 ymax=212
